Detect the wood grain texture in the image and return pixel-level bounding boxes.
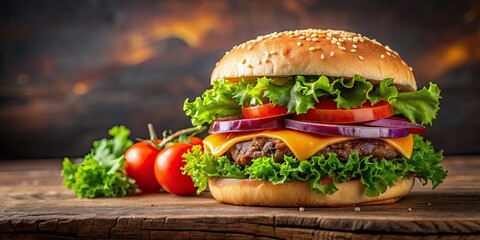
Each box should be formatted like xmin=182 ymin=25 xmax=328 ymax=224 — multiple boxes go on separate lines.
xmin=0 ymin=156 xmax=479 ymax=239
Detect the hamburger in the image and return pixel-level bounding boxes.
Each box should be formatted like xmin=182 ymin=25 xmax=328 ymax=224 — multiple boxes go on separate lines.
xmin=182 ymin=29 xmax=447 ymax=206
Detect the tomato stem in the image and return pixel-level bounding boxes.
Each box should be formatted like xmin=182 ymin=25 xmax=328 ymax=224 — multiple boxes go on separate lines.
xmin=147 ymin=123 xmax=158 ymax=140
xmin=158 ymin=126 xmax=205 ymax=149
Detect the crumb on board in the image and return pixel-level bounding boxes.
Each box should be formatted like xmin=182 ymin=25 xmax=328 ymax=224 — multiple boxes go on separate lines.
xmin=408 ymin=208 xmax=412 ymax=212
xmin=354 ymin=207 xmax=361 ymax=212
xmin=299 ymin=207 xmax=305 ymax=212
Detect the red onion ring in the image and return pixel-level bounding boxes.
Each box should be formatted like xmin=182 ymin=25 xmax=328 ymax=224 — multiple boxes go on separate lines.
xmin=209 ymin=116 xmax=283 ymax=134
xmin=284 ymin=119 xmax=410 ymax=138
xmin=362 ymin=118 xmax=426 ymax=135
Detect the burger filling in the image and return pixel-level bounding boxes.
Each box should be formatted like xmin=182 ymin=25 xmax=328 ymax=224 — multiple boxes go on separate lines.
xmin=227 ymin=138 xmax=400 ymax=166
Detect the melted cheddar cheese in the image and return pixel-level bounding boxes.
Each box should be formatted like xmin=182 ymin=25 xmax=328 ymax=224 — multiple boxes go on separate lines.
xmin=203 ymin=129 xmax=413 ymax=160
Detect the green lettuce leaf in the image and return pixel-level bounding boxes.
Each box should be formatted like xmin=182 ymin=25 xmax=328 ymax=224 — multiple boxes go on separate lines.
xmin=410 ymin=135 xmax=447 ymax=187
xmin=184 ymin=75 xmax=441 ymax=126
xmin=62 ymin=126 xmax=137 ymax=198
xmin=233 ymin=77 xmax=268 ymax=106
xmin=183 ymin=136 xmax=446 ymax=197
xmin=184 ymin=79 xmax=241 ymax=126
xmin=182 ymin=146 xmax=245 ymax=194
xmin=392 ymin=83 xmax=441 ymax=125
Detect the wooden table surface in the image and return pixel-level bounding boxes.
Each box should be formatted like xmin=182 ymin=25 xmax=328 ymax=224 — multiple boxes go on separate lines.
xmin=0 ymin=156 xmax=479 ymax=239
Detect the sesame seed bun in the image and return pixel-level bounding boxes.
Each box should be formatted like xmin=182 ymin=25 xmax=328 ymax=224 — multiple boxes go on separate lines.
xmin=208 ymin=175 xmax=414 ymax=207
xmin=211 ymin=29 xmax=416 ymax=91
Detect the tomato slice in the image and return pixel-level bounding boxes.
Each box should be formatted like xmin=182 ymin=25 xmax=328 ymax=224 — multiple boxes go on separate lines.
xmin=242 ymin=103 xmax=289 ymax=119
xmin=294 ymin=99 xmax=394 ymax=124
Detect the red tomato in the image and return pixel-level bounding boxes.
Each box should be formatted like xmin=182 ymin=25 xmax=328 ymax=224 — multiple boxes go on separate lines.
xmin=154 ymin=142 xmax=197 ymax=195
xmin=241 ymin=103 xmax=289 ymax=119
xmin=189 ymin=136 xmax=203 ymax=147
xmin=294 ymin=99 xmax=394 ymax=124
xmin=124 ymin=141 xmax=162 ymax=193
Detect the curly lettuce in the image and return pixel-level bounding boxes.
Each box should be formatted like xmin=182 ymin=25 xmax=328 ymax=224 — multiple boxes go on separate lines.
xmin=184 ymin=79 xmax=241 ymax=127
xmin=182 ymin=135 xmax=447 ymax=197
xmin=183 ymin=75 xmax=441 ymax=126
xmin=62 ymin=126 xmax=137 ymax=198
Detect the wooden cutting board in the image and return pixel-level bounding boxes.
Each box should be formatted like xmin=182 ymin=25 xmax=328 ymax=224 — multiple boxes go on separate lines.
xmin=1 ymin=156 xmax=479 ymax=239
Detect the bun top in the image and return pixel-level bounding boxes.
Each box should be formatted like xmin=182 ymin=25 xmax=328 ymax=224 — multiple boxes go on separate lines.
xmin=211 ymin=29 xmax=416 ymax=91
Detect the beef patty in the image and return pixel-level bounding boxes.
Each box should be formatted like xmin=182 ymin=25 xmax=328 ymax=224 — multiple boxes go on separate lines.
xmin=227 ymin=137 xmax=401 ymax=166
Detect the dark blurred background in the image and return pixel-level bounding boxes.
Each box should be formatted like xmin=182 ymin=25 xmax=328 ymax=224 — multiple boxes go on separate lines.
xmin=0 ymin=0 xmax=479 ymax=160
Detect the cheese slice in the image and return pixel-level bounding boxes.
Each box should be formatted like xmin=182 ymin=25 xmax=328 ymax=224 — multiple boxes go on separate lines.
xmin=203 ymin=129 xmax=413 ymax=160
xmin=383 ymin=134 xmax=413 ymax=159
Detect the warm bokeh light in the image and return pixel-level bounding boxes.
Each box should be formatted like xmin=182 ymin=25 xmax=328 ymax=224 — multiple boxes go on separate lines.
xmin=416 ymin=33 xmax=480 ymax=80
xmin=72 ymin=82 xmax=89 ymax=95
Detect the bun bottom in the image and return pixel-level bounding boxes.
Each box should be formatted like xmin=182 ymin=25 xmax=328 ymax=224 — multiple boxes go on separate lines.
xmin=208 ymin=176 xmax=414 ymax=207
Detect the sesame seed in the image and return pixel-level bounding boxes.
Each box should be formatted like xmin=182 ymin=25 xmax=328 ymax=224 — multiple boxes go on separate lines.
xmin=336 ymin=42 xmax=341 ymax=46
xmin=326 ymin=37 xmax=331 ymax=40
xmin=351 ymin=49 xmax=357 ymax=52
xmin=225 ymin=51 xmax=229 ymax=55
xmin=299 ymin=36 xmax=305 ymax=40
xmin=308 ymin=47 xmax=316 ymax=51
xmin=380 ymin=54 xmax=385 ymax=59
xmin=297 ymin=42 xmax=303 ymax=46
xmin=306 ymin=38 xmax=311 ymax=41
xmin=248 ymin=46 xmax=253 ymax=50
xmin=386 ymin=52 xmax=392 ymax=56
xmin=409 ymin=67 xmax=413 ymax=71
xmin=339 ymin=38 xmax=344 ymax=42
xmin=358 ymin=55 xmax=364 ymax=60
xmin=312 ymin=38 xmax=319 ymax=41
xmin=241 ymin=59 xmax=246 ymax=64
xmin=320 ymin=53 xmax=325 ymax=59
xmin=339 ymin=46 xmax=346 ymax=51
xmin=270 ymin=50 xmax=277 ymax=55
xmin=330 ymin=51 xmax=334 ymax=57
xmin=311 ymin=34 xmax=317 ymax=37
xmin=401 ymin=60 xmax=407 ymax=66
xmin=352 ymin=44 xmax=357 ymax=49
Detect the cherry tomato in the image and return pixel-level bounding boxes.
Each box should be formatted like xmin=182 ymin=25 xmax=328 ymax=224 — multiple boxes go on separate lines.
xmin=294 ymin=99 xmax=394 ymax=124
xmin=189 ymin=136 xmax=203 ymax=147
xmin=154 ymin=142 xmax=197 ymax=195
xmin=124 ymin=141 xmax=162 ymax=193
xmin=241 ymin=103 xmax=289 ymax=119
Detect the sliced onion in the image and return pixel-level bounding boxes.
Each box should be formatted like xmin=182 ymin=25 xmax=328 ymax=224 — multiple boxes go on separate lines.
xmin=363 ymin=118 xmax=426 ymax=135
xmin=209 ymin=116 xmax=283 ymax=134
xmin=215 ymin=115 xmax=243 ymax=121
xmin=284 ymin=119 xmax=409 ymax=138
